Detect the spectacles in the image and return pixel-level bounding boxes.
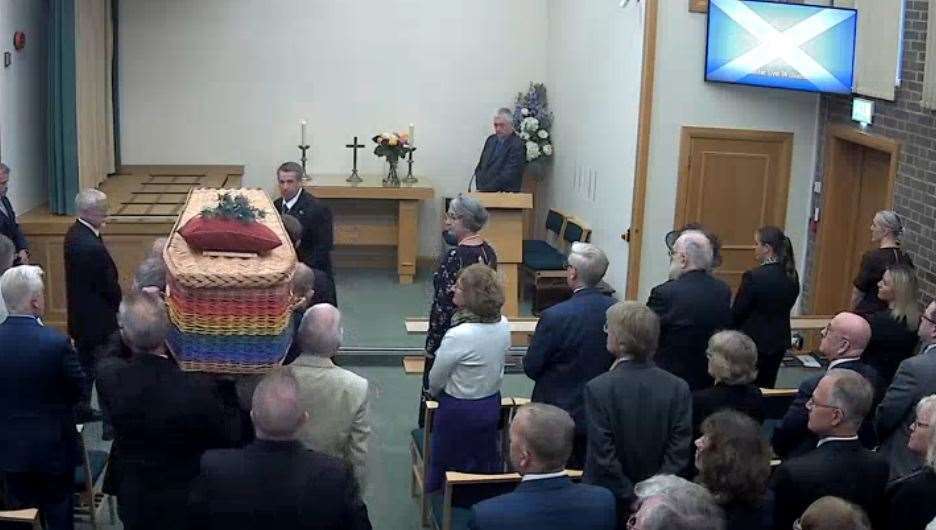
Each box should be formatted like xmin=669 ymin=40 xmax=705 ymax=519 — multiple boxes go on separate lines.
xmin=603 ymin=322 xmax=609 ymax=333
xmin=626 ymin=514 xmax=638 ymax=529
xmin=910 ymin=420 xmax=932 ymax=432
xmin=922 ymin=312 xmax=936 ymax=326
xmin=805 ymin=397 xmax=843 ymax=418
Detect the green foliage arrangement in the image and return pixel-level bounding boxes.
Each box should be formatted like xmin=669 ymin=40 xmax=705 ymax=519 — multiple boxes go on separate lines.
xmin=201 ymin=192 xmax=267 ymax=224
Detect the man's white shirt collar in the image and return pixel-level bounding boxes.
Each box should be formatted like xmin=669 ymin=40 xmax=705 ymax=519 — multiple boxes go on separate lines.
xmin=828 ymin=357 xmax=858 ymax=370
xmin=77 ymin=218 xmax=100 ymax=237
xmin=283 ymin=192 xmax=301 ymax=211
xmin=521 ymin=471 xmax=567 ymax=482
xmin=817 ymin=435 xmax=858 ymax=447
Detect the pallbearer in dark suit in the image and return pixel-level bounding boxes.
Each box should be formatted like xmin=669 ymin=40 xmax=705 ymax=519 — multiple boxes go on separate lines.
xmin=647 ymin=229 xmax=732 ymax=391
xmin=64 ymin=189 xmax=121 ymax=403
xmin=732 ymin=225 xmax=800 ymax=388
xmin=473 ymin=108 xmax=525 ymax=192
xmin=97 ymin=294 xmax=240 ymax=530
xmin=468 ymin=404 xmax=615 ymax=530
xmin=524 ymin=242 xmax=615 ymax=468
xmin=273 ymin=161 xmax=335 ymax=276
xmin=0 ymin=163 xmax=30 ymax=264
xmin=0 ymin=265 xmax=88 ymax=530
xmin=189 ymin=367 xmax=372 ymax=530
xmin=770 ymin=370 xmax=889 ymax=530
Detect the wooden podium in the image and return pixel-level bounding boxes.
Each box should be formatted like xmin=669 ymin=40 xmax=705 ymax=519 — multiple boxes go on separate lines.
xmin=467 ymin=192 xmax=533 ymax=317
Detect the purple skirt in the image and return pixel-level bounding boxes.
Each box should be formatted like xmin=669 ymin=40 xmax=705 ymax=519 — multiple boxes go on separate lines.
xmin=426 ymin=391 xmax=502 ymax=493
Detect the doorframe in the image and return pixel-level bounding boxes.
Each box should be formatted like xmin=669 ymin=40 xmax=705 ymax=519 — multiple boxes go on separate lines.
xmin=809 ymin=123 xmax=900 ymax=312
xmin=673 ymin=126 xmax=794 ymax=229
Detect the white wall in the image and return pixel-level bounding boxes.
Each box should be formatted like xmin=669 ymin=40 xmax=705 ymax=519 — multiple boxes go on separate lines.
xmin=540 ymin=0 xmax=645 ymax=296
xmin=0 ymin=0 xmax=48 ymax=213
xmin=637 ymin=1 xmax=820 ymax=304
xmin=118 ymin=0 xmax=548 ymax=256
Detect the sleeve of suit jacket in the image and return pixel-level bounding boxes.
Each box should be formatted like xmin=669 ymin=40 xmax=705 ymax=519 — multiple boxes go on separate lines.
xmin=342 ymin=468 xmax=373 ymax=530
xmin=523 ymin=311 xmax=556 ymax=380
xmin=473 ymin=137 xmax=491 ymax=180
xmin=348 ymin=386 xmax=370 ymax=491
xmin=770 ymin=464 xmax=797 ymax=530
xmin=61 ymin=335 xmax=90 ymax=403
xmin=875 ymin=360 xmax=918 ymax=440
xmin=583 ymin=382 xmax=629 ymax=501
xmin=5 ymin=199 xmax=28 ymax=251
xmin=731 ymin=270 xmax=756 ymax=327
xmin=771 ymin=378 xmax=812 ymax=458
xmin=646 ymin=284 xmax=668 ymax=318
xmin=307 ymin=204 xmax=334 ymax=272
xmin=660 ymin=381 xmax=692 ymax=475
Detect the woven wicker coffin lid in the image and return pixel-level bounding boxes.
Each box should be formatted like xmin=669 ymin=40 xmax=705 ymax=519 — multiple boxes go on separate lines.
xmin=165 ymin=188 xmax=296 ymax=288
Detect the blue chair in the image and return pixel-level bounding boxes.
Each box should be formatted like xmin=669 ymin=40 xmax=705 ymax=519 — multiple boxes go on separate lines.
xmin=523 ymin=215 xmax=592 ymax=313
xmin=522 ymin=209 xmax=568 ymax=269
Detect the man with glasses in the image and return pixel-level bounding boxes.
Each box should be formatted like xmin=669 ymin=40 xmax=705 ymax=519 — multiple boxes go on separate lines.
xmin=772 ymin=312 xmax=881 ymax=458
xmin=876 ymin=301 xmax=936 ymax=479
xmin=523 ymin=242 xmax=615 ymax=468
xmin=771 ymin=370 xmax=889 ymax=530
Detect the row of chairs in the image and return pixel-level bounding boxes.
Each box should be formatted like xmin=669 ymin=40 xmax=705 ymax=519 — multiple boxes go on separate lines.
xmin=412 ymin=389 xmax=798 ymax=530
xmin=521 ymin=209 xmax=592 ymax=313
xmin=0 ymin=425 xmax=114 ymax=530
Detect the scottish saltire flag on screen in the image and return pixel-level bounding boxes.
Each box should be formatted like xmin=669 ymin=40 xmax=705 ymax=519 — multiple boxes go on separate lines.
xmin=705 ymin=0 xmax=857 ymax=94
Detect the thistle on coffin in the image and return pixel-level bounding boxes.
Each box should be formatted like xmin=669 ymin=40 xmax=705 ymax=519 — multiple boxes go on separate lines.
xmin=201 ymin=192 xmax=267 ymax=224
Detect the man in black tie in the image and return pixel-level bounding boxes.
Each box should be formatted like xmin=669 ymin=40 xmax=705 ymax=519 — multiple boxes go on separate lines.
xmin=473 ymin=108 xmax=525 ymax=192
xmin=272 ymin=162 xmax=335 ymax=277
xmin=64 ymin=188 xmax=121 ymax=411
xmin=0 ymin=163 xmax=30 ymax=264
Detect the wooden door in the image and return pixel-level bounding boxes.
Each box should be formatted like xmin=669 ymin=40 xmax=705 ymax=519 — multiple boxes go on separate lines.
xmin=811 ymin=125 xmax=898 ymax=315
xmin=675 ymin=127 xmax=793 ymax=293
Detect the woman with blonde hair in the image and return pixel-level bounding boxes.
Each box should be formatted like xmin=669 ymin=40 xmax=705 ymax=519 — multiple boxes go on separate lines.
xmin=425 ymin=263 xmax=508 ymax=493
xmin=862 ymin=263 xmax=921 ymax=386
xmin=692 ymin=331 xmax=765 ymax=439
xmin=851 ymin=210 xmax=914 ymax=315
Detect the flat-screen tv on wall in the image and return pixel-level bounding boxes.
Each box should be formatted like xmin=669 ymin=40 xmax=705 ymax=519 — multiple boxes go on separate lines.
xmin=705 ymin=0 xmax=857 ymax=95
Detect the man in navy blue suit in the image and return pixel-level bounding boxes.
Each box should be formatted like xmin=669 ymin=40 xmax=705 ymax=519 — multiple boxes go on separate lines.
xmin=0 ymin=163 xmax=31 ymax=265
xmin=473 ymin=108 xmax=525 ymax=192
xmin=523 ymin=242 xmax=615 ymax=467
xmin=0 ymin=265 xmax=88 ymax=530
xmin=469 ymin=403 xmax=615 ymax=530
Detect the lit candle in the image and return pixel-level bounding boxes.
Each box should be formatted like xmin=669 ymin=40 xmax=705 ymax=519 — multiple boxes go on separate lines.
xmin=409 ymin=123 xmax=415 ymax=146
xmin=300 ymin=120 xmax=307 ymax=146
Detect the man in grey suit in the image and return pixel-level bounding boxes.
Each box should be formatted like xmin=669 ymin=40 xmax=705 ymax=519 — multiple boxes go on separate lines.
xmin=876 ymin=300 xmax=936 ymax=479
xmin=583 ymin=301 xmax=692 ymax=524
xmin=472 ymin=108 xmax=525 ymax=192
xmin=291 ymin=304 xmax=370 ymax=490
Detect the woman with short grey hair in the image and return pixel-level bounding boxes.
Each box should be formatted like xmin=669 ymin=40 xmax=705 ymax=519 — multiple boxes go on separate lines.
xmin=691 ymin=330 xmax=765 ymax=439
xmin=887 ymin=394 xmax=936 ymax=530
xmin=851 ymin=209 xmax=914 ymax=315
xmin=419 ymin=194 xmax=497 ymax=426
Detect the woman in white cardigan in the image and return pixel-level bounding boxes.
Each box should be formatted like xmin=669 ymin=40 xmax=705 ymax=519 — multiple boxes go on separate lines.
xmin=425 ymin=263 xmax=509 ymax=493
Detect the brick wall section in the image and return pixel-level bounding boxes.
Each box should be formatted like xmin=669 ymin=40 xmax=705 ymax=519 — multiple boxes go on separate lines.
xmin=803 ymin=0 xmax=936 ymax=311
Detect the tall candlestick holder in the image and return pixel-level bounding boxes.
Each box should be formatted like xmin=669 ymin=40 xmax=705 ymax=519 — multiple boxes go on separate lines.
xmin=299 ymin=144 xmax=311 ymax=183
xmin=402 ymin=146 xmax=418 ymax=184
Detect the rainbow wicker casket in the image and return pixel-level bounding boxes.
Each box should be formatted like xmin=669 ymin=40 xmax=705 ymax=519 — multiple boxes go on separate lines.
xmin=164 ymin=188 xmax=296 ymax=374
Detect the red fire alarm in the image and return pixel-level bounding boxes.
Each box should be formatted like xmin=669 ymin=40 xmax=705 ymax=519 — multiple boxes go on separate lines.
xmin=13 ymin=31 xmax=26 ymax=51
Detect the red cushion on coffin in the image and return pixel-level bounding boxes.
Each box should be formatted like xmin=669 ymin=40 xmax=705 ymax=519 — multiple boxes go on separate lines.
xmin=178 ymin=215 xmax=282 ymax=254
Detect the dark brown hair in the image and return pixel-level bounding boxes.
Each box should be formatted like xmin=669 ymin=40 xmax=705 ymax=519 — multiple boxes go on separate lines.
xmin=696 ymin=410 xmax=770 ymax=505
xmin=756 ymin=225 xmax=798 ymax=284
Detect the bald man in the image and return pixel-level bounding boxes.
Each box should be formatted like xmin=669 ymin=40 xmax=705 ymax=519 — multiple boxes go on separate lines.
xmin=772 ymin=312 xmax=882 ymax=458
xmin=189 ymin=367 xmax=372 ymax=530
xmin=291 ymin=304 xmax=370 ymax=489
xmin=647 ymin=230 xmax=732 ymax=390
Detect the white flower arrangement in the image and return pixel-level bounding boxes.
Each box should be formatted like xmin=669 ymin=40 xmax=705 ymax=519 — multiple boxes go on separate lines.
xmin=521 ymin=107 xmax=530 ymax=116
xmin=521 ymin=117 xmax=540 ymax=134
xmin=513 ymin=82 xmax=554 ymax=169
xmin=537 ymin=129 xmax=549 ymax=139
xmin=542 ymin=144 xmax=553 ymax=156
xmin=526 ymin=141 xmax=541 ymax=160
xmin=520 ymin=132 xmax=530 ymax=140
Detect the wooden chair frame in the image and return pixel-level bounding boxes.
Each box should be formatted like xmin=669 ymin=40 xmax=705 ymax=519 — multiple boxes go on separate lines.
xmin=74 ymin=425 xmax=115 ymax=529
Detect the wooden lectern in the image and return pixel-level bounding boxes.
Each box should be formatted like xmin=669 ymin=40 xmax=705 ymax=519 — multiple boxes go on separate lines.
xmin=466 ymin=192 xmax=533 ymax=317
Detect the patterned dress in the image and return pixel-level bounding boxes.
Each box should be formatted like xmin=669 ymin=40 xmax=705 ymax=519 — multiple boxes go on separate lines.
xmin=419 ymin=242 xmax=497 ymax=423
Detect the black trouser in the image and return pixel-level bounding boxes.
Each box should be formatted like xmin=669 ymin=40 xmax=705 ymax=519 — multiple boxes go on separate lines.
xmin=418 ymin=355 xmax=436 ymax=428
xmin=755 ymin=349 xmax=785 ymax=388
xmin=5 ymin=471 xmax=74 ymax=530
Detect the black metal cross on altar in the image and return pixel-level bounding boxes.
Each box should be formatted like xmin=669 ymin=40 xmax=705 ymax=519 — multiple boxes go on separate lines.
xmin=345 ymin=136 xmax=365 ymax=183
